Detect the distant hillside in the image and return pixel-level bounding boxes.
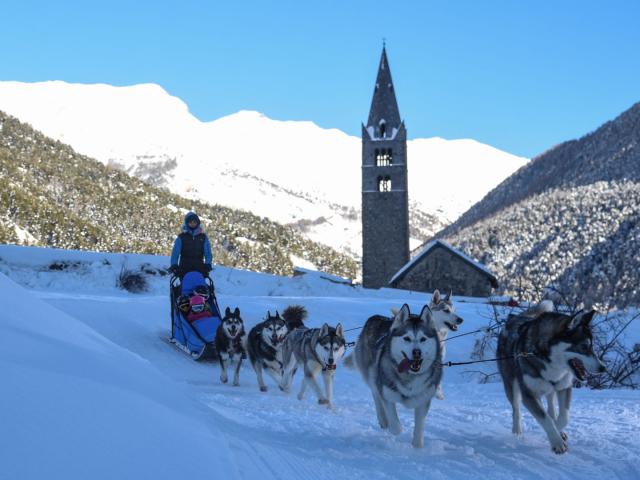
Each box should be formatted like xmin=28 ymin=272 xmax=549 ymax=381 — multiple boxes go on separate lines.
xmin=0 ymin=111 xmax=357 ymax=279
xmin=438 ymin=103 xmax=640 ymax=307
xmin=445 ymin=181 xmax=640 ymax=307
xmin=441 ymin=102 xmax=640 ymax=237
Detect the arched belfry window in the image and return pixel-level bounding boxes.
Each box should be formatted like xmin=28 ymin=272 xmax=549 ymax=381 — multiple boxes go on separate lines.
xmin=379 ymin=120 xmax=386 ymax=138
xmin=376 ymin=148 xmax=393 ymax=167
xmin=378 ymin=176 xmax=391 ymax=192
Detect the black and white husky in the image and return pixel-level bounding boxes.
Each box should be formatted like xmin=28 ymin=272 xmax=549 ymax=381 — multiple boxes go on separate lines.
xmin=390 ymin=290 xmax=463 ymax=400
xmin=497 ymin=301 xmax=606 ymax=454
xmin=279 ymin=307 xmax=346 ymax=408
xmin=215 ymin=307 xmax=246 ymax=386
xmin=246 ymin=308 xmax=296 ymax=392
xmin=353 ymin=304 xmax=442 ymax=448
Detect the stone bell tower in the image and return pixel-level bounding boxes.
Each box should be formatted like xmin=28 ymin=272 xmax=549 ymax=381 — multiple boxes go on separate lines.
xmin=361 ymin=46 xmax=409 ymax=289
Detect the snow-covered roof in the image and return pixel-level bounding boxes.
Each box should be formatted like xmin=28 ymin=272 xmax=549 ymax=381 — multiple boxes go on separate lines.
xmin=389 ymin=239 xmax=498 ymax=286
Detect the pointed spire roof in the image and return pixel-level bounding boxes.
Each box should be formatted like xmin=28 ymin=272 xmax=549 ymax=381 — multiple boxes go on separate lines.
xmin=367 ymin=45 xmax=401 ymax=130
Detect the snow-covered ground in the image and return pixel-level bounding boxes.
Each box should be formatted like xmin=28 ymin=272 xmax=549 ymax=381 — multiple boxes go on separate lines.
xmin=0 ymin=81 xmax=528 ymax=255
xmin=1 ymin=245 xmax=638 ymax=479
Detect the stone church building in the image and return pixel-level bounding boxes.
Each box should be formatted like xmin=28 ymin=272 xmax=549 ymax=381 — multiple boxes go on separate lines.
xmin=361 ymin=47 xmax=497 ymax=297
xmin=388 ymin=240 xmax=498 ymax=297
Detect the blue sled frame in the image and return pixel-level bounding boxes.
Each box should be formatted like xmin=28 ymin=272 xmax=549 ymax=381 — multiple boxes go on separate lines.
xmin=169 ymin=271 xmax=221 ymax=360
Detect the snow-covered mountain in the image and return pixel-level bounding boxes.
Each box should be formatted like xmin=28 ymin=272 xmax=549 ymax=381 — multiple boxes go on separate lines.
xmin=0 ymin=81 xmax=528 ymax=256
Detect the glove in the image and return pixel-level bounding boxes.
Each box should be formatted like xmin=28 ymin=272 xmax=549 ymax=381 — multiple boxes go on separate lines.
xmin=204 ymin=264 xmax=213 ymax=273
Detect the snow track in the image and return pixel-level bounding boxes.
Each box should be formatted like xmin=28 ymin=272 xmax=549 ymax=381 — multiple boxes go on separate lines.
xmin=2 ymin=246 xmax=638 ymax=480
xmin=41 ymin=289 xmax=640 ymax=480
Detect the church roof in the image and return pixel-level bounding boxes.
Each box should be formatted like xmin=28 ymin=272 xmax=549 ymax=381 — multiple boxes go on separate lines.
xmin=388 ymin=239 xmax=499 ymax=287
xmin=366 ymin=46 xmax=401 ymax=130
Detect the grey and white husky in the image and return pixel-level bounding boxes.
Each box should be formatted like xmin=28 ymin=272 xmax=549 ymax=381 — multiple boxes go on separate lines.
xmin=390 ymin=290 xmax=463 ymax=400
xmin=247 ymin=310 xmax=290 ymax=392
xmin=497 ymin=301 xmax=606 ymax=454
xmin=279 ymin=307 xmax=346 ymax=408
xmin=215 ymin=307 xmax=247 ymax=386
xmin=354 ymin=304 xmax=442 ymax=448
xmin=429 ymin=289 xmax=463 ymax=399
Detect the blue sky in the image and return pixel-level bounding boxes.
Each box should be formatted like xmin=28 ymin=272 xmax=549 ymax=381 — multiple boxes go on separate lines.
xmin=1 ymin=0 xmax=639 ymax=158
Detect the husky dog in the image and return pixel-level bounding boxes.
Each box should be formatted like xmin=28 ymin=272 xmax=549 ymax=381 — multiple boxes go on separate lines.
xmin=280 ymin=309 xmax=346 ymax=408
xmin=429 ymin=290 xmax=463 ymax=399
xmin=354 ymin=304 xmax=442 ymax=448
xmin=247 ymin=310 xmax=290 ymax=392
xmin=215 ymin=307 xmax=246 ymax=386
xmin=497 ymin=302 xmax=606 ymax=454
xmin=390 ymin=290 xmax=463 ymax=400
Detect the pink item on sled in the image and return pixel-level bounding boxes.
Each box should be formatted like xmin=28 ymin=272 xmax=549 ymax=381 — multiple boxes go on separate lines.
xmin=187 ymin=295 xmax=212 ymax=322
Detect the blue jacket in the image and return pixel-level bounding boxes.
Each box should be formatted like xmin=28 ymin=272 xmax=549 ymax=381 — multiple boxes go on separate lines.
xmin=170 ymin=213 xmax=213 ymax=269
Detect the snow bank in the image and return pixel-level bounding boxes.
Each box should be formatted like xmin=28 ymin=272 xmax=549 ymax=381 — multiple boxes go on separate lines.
xmin=0 ymin=272 xmax=238 ymax=480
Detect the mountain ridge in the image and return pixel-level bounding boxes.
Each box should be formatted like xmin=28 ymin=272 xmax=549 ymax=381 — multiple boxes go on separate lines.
xmin=440 ymin=101 xmax=640 ymax=238
xmin=0 ymin=80 xmax=528 ymax=256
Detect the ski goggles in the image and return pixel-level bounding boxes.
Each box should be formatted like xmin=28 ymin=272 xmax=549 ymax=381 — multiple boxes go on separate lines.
xmin=191 ymin=303 xmax=205 ymax=313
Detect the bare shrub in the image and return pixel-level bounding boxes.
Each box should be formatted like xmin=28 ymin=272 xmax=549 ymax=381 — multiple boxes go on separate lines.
xmin=117 ymin=263 xmax=148 ymax=293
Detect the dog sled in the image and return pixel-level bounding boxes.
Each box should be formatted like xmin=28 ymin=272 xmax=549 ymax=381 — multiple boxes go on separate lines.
xmin=169 ymin=271 xmax=221 ymax=360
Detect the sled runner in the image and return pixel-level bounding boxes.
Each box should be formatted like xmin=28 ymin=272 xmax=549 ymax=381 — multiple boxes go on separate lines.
xmin=169 ymin=271 xmax=221 ymax=360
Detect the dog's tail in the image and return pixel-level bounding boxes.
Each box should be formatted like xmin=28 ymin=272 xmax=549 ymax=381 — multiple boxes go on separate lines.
xmin=282 ymin=305 xmax=308 ymax=330
xmin=521 ymin=300 xmax=554 ymax=318
xmin=343 ymin=352 xmax=357 ymax=370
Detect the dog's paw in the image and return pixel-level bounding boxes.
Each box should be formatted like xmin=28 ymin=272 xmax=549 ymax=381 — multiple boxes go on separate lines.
xmin=411 ymin=437 xmax=424 ymax=449
xmin=232 ymin=380 xmax=240 ymax=387
xmin=552 ymin=440 xmax=568 ymax=455
xmin=297 ymin=392 xmax=305 ymax=401
xmin=388 ymin=423 xmax=403 ymax=436
xmin=512 ymin=424 xmax=523 ymax=436
xmin=560 ymin=431 xmax=568 ymax=442
xmin=435 ymin=389 xmax=445 ymax=400
xmin=259 ymin=386 xmax=268 ymax=392
xmin=220 ymin=376 xmax=228 ymax=384
xmin=318 ymin=398 xmax=329 ymax=405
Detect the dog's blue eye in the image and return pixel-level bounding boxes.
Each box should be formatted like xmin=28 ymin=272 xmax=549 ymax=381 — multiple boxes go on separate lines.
xmin=403 ymin=336 xmax=411 ymax=342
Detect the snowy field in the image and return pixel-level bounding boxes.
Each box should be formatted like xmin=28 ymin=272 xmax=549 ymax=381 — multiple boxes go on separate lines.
xmin=1 ymin=245 xmax=638 ymax=480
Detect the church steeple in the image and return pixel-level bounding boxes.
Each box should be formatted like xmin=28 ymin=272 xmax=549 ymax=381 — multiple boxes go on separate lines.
xmin=361 ymin=45 xmax=409 ymax=289
xmin=366 ymin=46 xmax=401 ymax=137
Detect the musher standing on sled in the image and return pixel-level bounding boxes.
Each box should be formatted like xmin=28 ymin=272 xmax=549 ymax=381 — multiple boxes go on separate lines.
xmin=169 ymin=212 xmax=213 ymax=278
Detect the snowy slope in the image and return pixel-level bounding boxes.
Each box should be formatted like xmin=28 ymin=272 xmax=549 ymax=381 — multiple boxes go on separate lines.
xmin=1 ymin=245 xmax=638 ymax=480
xmin=0 ymin=272 xmax=239 ymax=479
xmin=0 ymin=81 xmax=528 ymax=255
